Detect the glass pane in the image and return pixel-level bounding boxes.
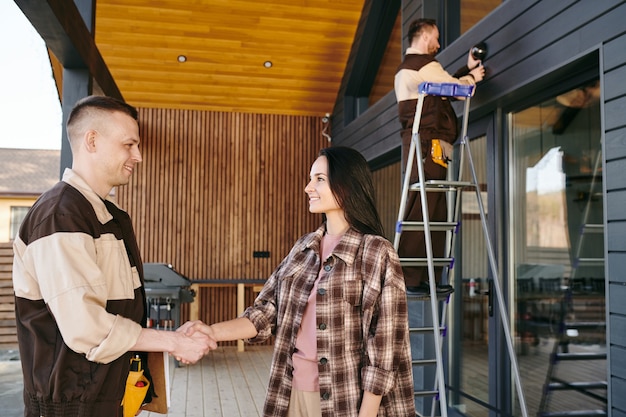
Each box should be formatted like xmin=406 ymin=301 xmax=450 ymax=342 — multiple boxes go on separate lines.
xmin=509 ymin=80 xmax=606 ymax=417
xmin=452 ymin=135 xmax=491 ymax=417
xmin=10 ymin=206 xmax=30 ymax=240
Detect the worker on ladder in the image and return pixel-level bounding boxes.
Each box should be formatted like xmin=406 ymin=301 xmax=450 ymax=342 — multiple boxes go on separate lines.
xmin=394 ymin=18 xmax=485 ymax=296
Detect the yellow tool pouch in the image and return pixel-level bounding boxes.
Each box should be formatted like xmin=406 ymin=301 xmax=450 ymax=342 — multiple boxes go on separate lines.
xmin=431 ymin=139 xmax=448 ymax=168
xmin=121 ymin=355 xmax=150 ymax=417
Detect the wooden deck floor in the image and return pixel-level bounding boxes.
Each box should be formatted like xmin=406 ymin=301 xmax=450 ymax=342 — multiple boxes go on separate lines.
xmin=2 ymin=341 xmax=605 ymax=417
xmin=140 ymin=339 xmax=606 ymax=417
xmin=140 ymin=346 xmax=273 ymax=417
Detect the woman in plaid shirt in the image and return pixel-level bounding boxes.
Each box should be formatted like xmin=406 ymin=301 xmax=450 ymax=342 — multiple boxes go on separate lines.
xmin=186 ymin=147 xmax=415 ymax=416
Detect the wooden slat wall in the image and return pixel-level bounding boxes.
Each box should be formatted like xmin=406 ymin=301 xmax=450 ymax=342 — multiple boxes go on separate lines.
xmin=372 ymin=162 xmax=401 ymax=242
xmin=0 ymin=242 xmax=16 ymax=348
xmin=116 ymin=109 xmax=327 ymax=342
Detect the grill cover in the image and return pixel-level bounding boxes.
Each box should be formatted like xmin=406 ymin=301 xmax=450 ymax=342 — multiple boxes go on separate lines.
xmin=143 ymin=263 xmax=195 ymax=303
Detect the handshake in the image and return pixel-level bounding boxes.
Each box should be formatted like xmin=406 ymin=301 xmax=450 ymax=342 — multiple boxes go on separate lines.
xmin=161 ymin=316 xmax=257 ymax=364
xmin=170 ymin=320 xmax=218 ymax=365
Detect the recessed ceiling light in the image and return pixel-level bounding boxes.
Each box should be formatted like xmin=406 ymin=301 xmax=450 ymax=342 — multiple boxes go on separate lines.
xmin=263 ymin=61 xmax=273 ymax=68
xmin=177 ymin=55 xmax=187 ymax=63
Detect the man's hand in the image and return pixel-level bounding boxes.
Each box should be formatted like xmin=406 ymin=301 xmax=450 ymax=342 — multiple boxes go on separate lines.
xmin=467 ymin=47 xmax=482 ymax=70
xmin=132 ymin=324 xmax=217 ymax=365
xmin=171 ymin=321 xmax=217 ymax=364
xmin=469 ymin=63 xmax=485 ymax=83
xmin=467 ymin=47 xmax=486 ymax=82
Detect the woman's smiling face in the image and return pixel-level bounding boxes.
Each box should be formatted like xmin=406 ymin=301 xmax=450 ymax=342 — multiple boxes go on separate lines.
xmin=304 ymin=156 xmax=342 ymax=216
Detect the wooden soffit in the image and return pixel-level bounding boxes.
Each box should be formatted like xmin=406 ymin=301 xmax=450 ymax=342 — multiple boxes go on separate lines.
xmin=94 ymin=0 xmax=365 ymax=116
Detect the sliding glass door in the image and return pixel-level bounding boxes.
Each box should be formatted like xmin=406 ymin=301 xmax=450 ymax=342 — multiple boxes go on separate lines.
xmin=508 ymin=79 xmax=606 ymax=417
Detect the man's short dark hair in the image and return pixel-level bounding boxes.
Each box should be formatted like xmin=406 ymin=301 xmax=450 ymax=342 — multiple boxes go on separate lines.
xmin=66 ymin=96 xmax=138 ymax=144
xmin=408 ymin=18 xmax=437 ymax=43
xmin=67 ymin=95 xmax=138 ymax=128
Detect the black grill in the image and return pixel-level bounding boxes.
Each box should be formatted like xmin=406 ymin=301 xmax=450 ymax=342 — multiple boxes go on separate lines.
xmin=143 ymin=263 xmax=195 ymax=330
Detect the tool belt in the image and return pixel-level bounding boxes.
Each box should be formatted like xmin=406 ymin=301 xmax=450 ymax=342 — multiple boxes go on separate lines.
xmin=121 ymin=355 xmax=150 ymax=417
xmin=431 ymin=139 xmax=449 ymax=168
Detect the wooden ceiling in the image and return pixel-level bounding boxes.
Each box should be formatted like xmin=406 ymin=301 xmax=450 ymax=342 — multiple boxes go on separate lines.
xmin=93 ymin=0 xmax=365 ymax=116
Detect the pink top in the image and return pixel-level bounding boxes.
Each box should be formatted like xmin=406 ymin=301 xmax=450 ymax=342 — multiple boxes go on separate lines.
xmin=292 ymin=232 xmax=343 ymax=391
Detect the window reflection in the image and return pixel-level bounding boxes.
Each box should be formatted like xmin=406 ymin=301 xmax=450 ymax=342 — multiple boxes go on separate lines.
xmin=510 ymin=79 xmax=606 ymax=417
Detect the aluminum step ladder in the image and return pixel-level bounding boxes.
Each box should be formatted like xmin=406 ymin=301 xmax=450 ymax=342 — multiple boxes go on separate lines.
xmin=538 ymin=296 xmax=607 ymax=417
xmin=393 ymin=82 xmax=529 ymax=417
xmin=571 ymin=146 xmax=605 ymax=273
xmin=538 ymin=145 xmax=607 ymax=417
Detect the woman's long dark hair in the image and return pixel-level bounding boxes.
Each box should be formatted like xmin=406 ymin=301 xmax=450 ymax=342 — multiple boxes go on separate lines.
xmin=319 ymin=146 xmax=385 ymax=237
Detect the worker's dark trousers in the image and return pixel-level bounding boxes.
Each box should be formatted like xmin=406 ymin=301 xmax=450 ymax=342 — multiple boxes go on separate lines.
xmin=398 ymin=134 xmax=449 ymax=288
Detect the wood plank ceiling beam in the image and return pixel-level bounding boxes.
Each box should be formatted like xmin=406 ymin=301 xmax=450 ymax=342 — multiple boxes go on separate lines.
xmin=14 ymin=0 xmax=122 ymax=100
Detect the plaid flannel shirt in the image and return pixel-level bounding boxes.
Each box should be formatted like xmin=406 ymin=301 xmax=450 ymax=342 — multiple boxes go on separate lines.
xmin=243 ymin=224 xmax=415 ymax=417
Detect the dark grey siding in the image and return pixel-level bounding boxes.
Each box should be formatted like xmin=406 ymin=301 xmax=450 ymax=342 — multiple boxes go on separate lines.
xmin=605 ymin=28 xmax=626 ymax=417
xmin=332 ymin=0 xmax=626 ymax=415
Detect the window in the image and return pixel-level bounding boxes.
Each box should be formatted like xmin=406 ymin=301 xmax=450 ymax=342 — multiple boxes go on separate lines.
xmin=10 ymin=206 xmax=30 ymax=240
xmin=509 ymin=79 xmax=605 ymax=416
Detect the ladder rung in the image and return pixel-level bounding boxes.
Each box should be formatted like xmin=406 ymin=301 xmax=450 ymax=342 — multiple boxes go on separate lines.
xmin=565 ymin=321 xmax=606 ymax=329
xmin=409 ymin=326 xmax=446 ymax=333
xmin=547 ymin=381 xmax=607 ymax=391
xmin=400 ymin=257 xmax=453 ymax=267
xmin=414 ymin=389 xmax=439 ymax=397
xmin=397 ymin=220 xmax=458 ymax=232
xmin=409 ymin=179 xmax=473 ymax=192
xmin=575 ymin=258 xmax=604 ymax=267
xmin=555 ymin=352 xmax=606 ymax=361
xmin=410 ymin=326 xmax=434 ymax=333
xmin=406 ymin=291 xmax=452 ymax=300
xmin=539 ymin=411 xmax=607 ymax=417
xmin=412 ymin=358 xmax=437 ymax=366
xmin=581 ymin=224 xmax=604 ymax=233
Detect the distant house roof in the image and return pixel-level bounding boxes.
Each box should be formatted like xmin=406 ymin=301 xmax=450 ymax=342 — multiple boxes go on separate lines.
xmin=0 ymin=148 xmax=60 ymax=195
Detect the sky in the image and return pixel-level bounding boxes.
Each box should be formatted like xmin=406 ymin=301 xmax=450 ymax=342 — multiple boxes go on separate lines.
xmin=0 ymin=1 xmax=62 ymax=150
xmin=526 ymin=146 xmax=565 ymax=194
